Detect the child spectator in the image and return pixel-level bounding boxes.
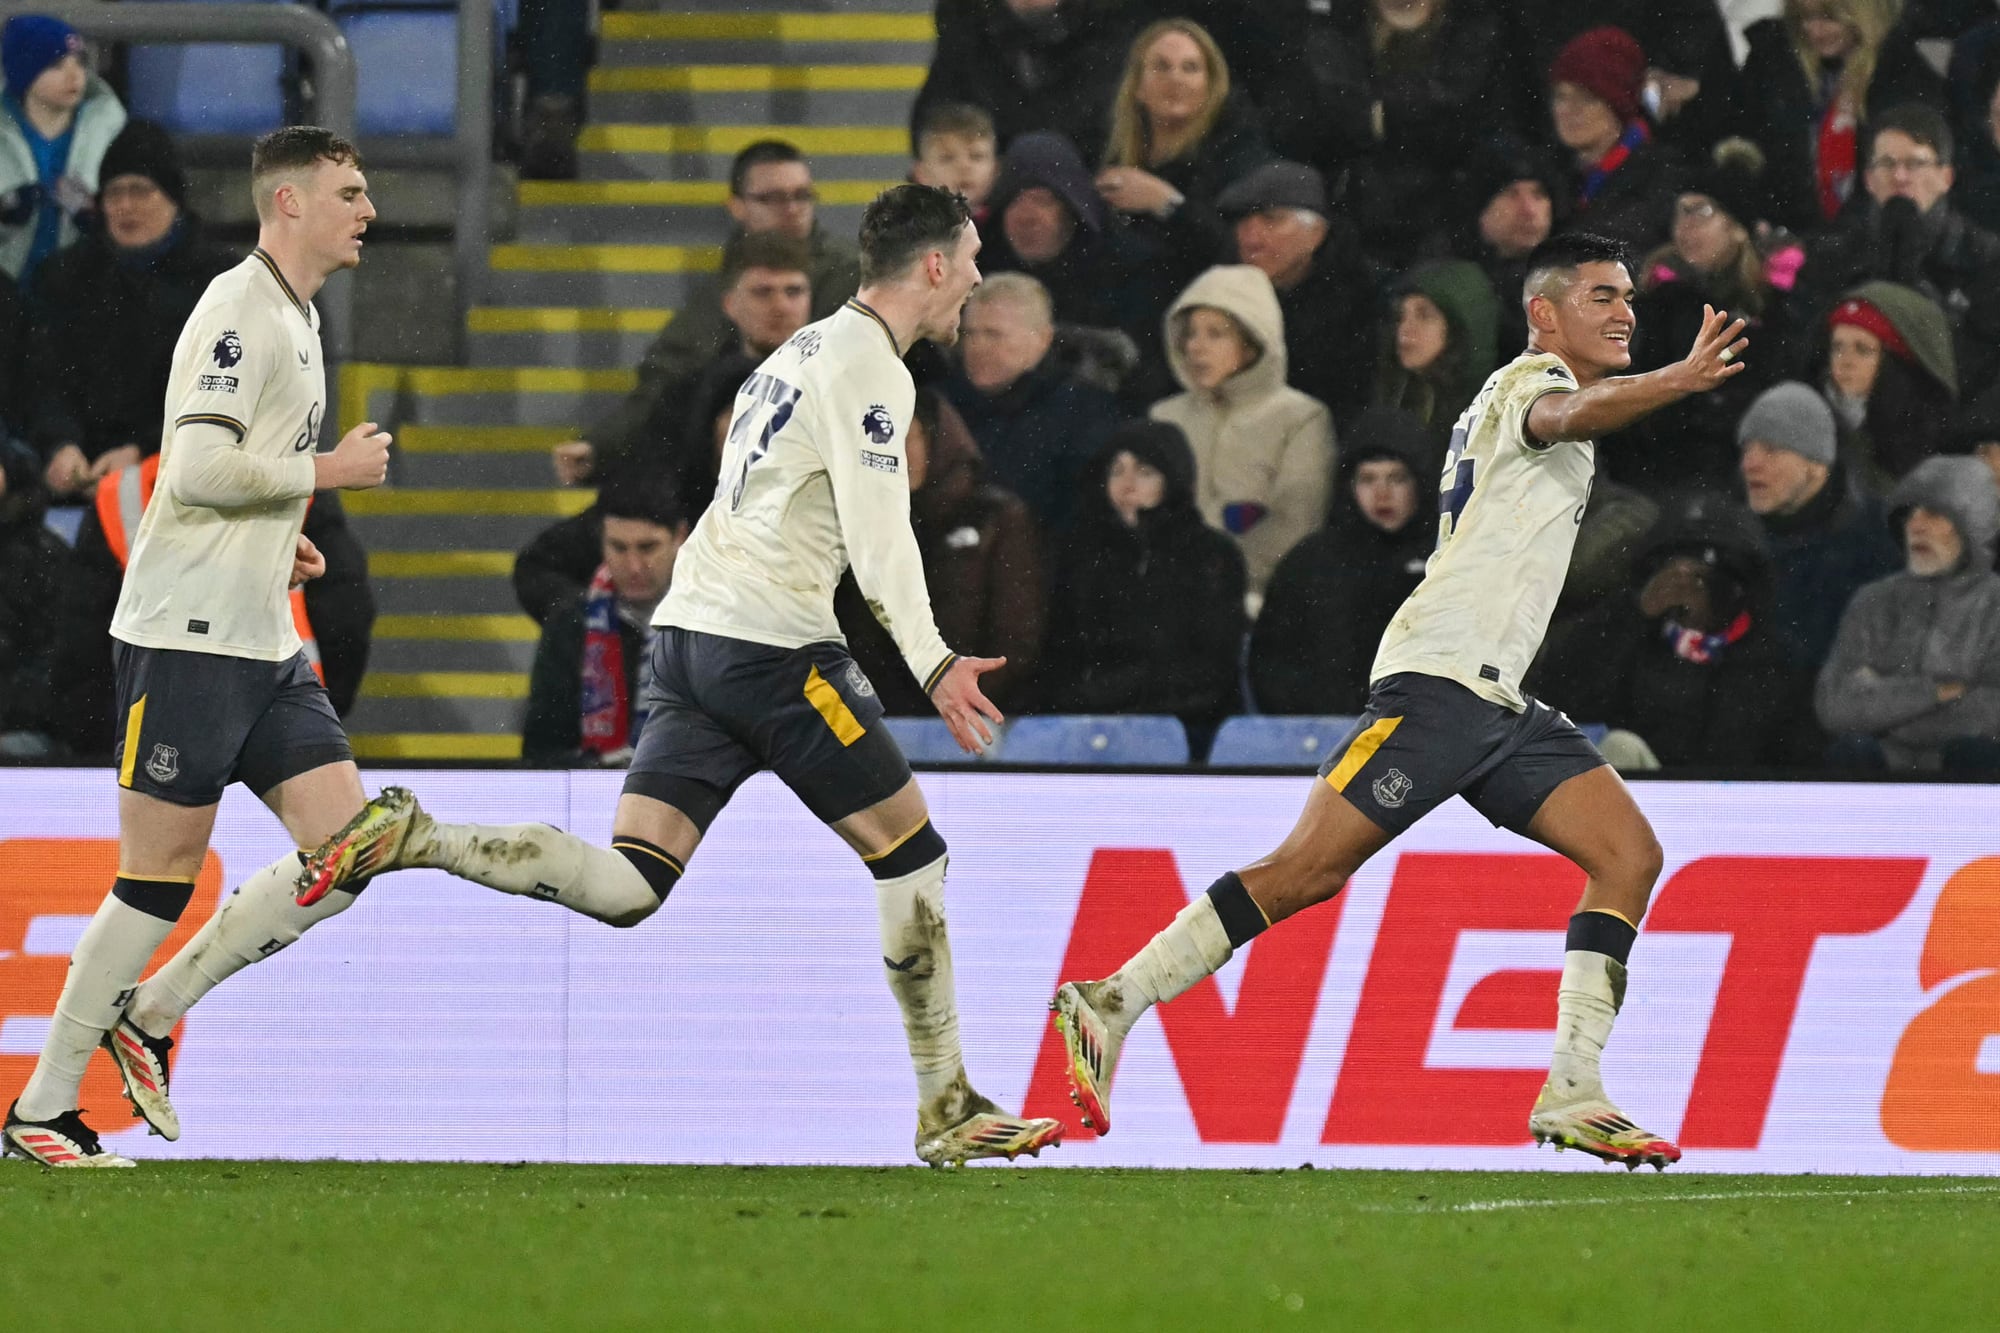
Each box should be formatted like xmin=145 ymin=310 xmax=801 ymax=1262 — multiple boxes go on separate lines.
xmin=911 ymin=102 xmax=999 ymax=215
xmin=0 ymin=15 xmax=124 ymax=287
xmin=1151 ymin=263 xmax=1334 ymax=610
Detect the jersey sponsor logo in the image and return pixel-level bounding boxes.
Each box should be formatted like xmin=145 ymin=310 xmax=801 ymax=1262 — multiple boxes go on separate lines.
xmin=197 ymin=374 xmax=239 ymax=393
xmin=1371 ymin=767 xmax=1413 ymax=809
xmin=845 ymin=662 xmax=877 ymax=698
xmin=292 ymin=402 xmax=323 ymax=453
xmin=144 ymin=744 xmax=180 ymax=785
xmin=212 ymin=331 xmax=244 ymax=368
xmin=861 ymin=404 xmax=895 ymax=445
xmin=860 ymin=449 xmax=898 ymax=474
xmin=297 ymin=349 xmax=310 ymax=367
xmin=187 ymin=619 xmax=209 ymax=635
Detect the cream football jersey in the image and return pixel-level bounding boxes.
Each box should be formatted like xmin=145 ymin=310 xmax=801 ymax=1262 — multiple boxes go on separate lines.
xmin=112 ymin=249 xmax=325 ymax=660
xmin=1370 ymin=350 xmax=1594 ymax=710
xmin=658 ymin=300 xmax=957 ymax=692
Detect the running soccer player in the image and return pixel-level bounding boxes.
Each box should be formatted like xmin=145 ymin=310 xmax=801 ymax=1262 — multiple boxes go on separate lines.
xmin=1053 ymin=232 xmax=1749 ymax=1170
xmin=290 ymin=184 xmax=1061 ymax=1168
xmin=3 ymin=127 xmax=389 ymax=1167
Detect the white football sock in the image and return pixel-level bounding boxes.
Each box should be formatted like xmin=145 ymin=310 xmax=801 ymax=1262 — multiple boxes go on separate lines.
xmin=125 ymin=854 xmax=357 ymax=1040
xmin=16 ymin=891 xmax=183 ymax=1120
xmin=1107 ymin=895 xmax=1235 ymax=1035
xmin=875 ymin=853 xmax=968 ymax=1120
xmin=416 ymin=821 xmax=659 ymax=925
xmin=1547 ymin=951 xmax=1625 ymax=1101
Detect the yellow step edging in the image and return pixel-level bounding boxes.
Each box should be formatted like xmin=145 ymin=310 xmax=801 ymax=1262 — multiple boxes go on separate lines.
xmin=370 ymin=550 xmax=517 ymax=578
xmin=579 ymin=124 xmax=906 ymax=155
xmin=362 ymin=672 xmax=530 ymax=700
xmin=467 ymin=306 xmax=672 ymax=334
xmin=396 ymin=425 xmax=577 ymax=454
xmin=600 ymin=13 xmax=934 ymax=42
xmin=343 ymin=488 xmax=596 ymax=518
xmin=374 ymin=613 xmax=540 ymax=642
xmin=352 ymin=733 xmax=524 ymax=761
xmin=589 ymin=63 xmax=925 ymax=94
xmin=517 ymin=179 xmax=891 ymax=208
xmin=491 ymin=244 xmax=721 ymax=274
xmin=403 ymin=366 xmax=635 ymax=394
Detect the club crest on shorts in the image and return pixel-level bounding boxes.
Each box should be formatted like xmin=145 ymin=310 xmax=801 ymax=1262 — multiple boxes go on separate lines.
xmin=846 ymin=662 xmax=877 ymax=698
xmin=861 ymin=404 xmax=895 ymax=445
xmin=145 ymin=743 xmax=181 ymax=785
xmin=1371 ymin=767 xmax=1413 ymax=809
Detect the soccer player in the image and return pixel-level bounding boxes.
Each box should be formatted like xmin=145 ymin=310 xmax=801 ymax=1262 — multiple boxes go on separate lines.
xmin=290 ymin=185 xmax=1061 ymax=1167
xmin=1052 ymin=233 xmax=1749 ymax=1171
xmin=2 ymin=127 xmax=390 ymax=1167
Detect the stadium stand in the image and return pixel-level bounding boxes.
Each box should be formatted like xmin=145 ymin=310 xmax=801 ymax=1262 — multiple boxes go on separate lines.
xmin=1206 ymin=715 xmax=1359 ymax=768
xmin=1001 ymin=715 xmax=1189 ymax=767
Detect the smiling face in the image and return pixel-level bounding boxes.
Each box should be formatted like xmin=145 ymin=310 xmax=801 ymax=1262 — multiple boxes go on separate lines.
xmin=1136 ymin=30 xmax=1209 ymax=131
xmin=1178 ymin=306 xmax=1256 ymax=391
xmin=1531 ymin=260 xmax=1635 ymax=378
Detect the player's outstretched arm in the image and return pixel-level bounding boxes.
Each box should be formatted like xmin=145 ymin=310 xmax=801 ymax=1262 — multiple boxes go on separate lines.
xmin=1530 ymin=305 xmax=1748 ymax=444
xmin=315 ymin=421 xmax=393 ymax=490
xmin=930 ymin=654 xmax=1007 ymax=753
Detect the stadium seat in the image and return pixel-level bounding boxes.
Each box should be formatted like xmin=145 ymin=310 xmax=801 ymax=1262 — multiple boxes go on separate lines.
xmin=1000 ymin=716 xmax=1189 ymax=767
xmin=125 ymin=0 xmax=290 ymax=136
xmin=334 ymin=8 xmax=459 ymax=137
xmin=1207 ymin=715 xmax=1359 ymax=767
xmin=881 ymin=716 xmax=993 ymax=765
xmin=1578 ymin=722 xmax=1610 ymax=746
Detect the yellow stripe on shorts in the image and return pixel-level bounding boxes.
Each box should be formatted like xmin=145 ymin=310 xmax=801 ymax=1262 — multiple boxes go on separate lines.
xmin=803 ymin=665 xmax=864 ymax=747
xmin=1324 ymin=716 xmax=1403 ymax=793
xmin=118 ymin=694 xmax=148 ymax=788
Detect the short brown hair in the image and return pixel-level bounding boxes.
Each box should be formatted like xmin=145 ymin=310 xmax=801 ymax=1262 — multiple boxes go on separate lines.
xmin=916 ymin=102 xmax=995 ymax=151
xmin=250 ymin=125 xmax=363 ymax=218
xmin=722 ymin=231 xmax=814 ymax=287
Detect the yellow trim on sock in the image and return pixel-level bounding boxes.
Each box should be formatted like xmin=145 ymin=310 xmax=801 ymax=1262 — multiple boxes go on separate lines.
xmin=1323 ymin=715 xmax=1402 ymax=792
xmin=112 ymin=871 xmax=199 ymax=885
xmin=117 ymin=694 xmax=147 ymax=788
xmin=1585 ymin=906 xmax=1638 ymax=930
xmin=860 ymin=817 xmax=930 ymax=863
xmin=803 ymin=664 xmax=865 ymax=746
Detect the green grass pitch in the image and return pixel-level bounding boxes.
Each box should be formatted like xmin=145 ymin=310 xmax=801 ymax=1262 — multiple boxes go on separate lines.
xmin=4 ymin=1164 xmax=1996 ymax=1330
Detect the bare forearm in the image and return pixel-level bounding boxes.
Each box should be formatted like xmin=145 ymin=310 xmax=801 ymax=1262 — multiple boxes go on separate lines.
xmin=1532 ymin=368 xmax=1689 ymax=443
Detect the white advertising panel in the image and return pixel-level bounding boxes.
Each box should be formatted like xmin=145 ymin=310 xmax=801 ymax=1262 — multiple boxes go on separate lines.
xmin=2 ymin=769 xmax=1995 ymax=1172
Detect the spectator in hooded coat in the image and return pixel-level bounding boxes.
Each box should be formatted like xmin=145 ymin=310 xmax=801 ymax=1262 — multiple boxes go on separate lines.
xmin=1373 ymin=258 xmax=1500 ymax=459
xmin=1816 ymin=280 xmax=1958 ymax=493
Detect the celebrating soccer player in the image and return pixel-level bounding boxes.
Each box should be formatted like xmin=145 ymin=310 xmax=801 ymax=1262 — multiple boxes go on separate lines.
xmin=1053 ymin=232 xmax=1749 ymax=1171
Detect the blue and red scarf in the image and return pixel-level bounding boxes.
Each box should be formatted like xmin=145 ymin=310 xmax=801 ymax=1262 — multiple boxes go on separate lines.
xmin=578 ymin=564 xmax=629 ymax=758
xmin=1580 ymin=120 xmax=1650 ymax=207
xmin=1662 ymin=610 xmax=1752 ymax=665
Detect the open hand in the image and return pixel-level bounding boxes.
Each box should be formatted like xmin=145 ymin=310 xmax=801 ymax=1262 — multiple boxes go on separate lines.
xmin=1669 ymin=305 xmax=1748 ymax=395
xmin=930 ymin=654 xmax=1007 ymax=753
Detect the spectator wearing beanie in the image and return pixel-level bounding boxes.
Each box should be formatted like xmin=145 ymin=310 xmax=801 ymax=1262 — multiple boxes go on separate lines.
xmin=28 ymin=118 xmax=235 ymax=500
xmin=1546 ymin=25 xmax=1688 ymax=255
xmin=1737 ymin=381 xmax=1901 ymax=672
xmin=1817 ymin=455 xmax=2000 ymax=773
xmin=1421 ymin=140 xmax=1566 ymax=358
xmin=0 ymin=15 xmax=125 ymax=286
xmin=1817 ymin=280 xmax=1957 ymax=493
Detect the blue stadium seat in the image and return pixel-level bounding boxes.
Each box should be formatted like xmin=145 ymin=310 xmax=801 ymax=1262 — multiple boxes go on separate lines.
xmin=881 ymin=716 xmax=991 ymax=765
xmin=337 ymin=9 xmax=458 ymax=137
xmin=1578 ymin=722 xmax=1609 ymax=746
xmin=1207 ymin=715 xmax=1359 ymax=767
xmin=1000 ymin=716 xmax=1189 ymax=767
xmin=125 ymin=0 xmax=290 ymax=136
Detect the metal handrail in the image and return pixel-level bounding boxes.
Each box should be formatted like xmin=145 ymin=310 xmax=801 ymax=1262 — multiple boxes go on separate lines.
xmin=0 ymin=2 xmax=361 ymax=358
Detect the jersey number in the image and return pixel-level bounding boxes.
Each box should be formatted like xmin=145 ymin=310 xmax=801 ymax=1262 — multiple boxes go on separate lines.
xmin=1439 ymin=421 xmax=1475 ymax=534
xmin=727 ymin=372 xmax=801 ymax=511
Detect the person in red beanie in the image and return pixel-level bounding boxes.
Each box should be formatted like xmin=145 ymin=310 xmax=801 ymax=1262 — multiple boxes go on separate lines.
xmin=1546 ymin=25 xmax=1689 ymax=255
xmin=1819 ymin=279 xmax=1958 ymax=492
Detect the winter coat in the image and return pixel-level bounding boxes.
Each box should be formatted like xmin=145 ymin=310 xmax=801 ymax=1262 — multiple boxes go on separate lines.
xmin=1045 ymin=422 xmax=1246 ymax=732
xmin=1151 ymin=264 xmax=1335 ymax=600
xmin=835 ymin=396 xmax=1045 ymax=713
xmin=1530 ymin=492 xmax=1819 ymax=769
xmin=1512 ymin=0 xmax=1742 ymax=160
xmin=1755 ymin=466 xmax=1902 ymax=673
xmin=0 ymin=439 xmax=61 ymax=736
xmin=1818 ymin=280 xmax=1958 ymax=493
xmin=0 ymin=76 xmax=125 ymax=282
xmin=914 ymin=0 xmax=1136 ymax=162
xmin=521 ymin=594 xmax=646 ymax=766
xmin=514 ymin=507 xmax=603 ymax=627
xmin=943 ymin=355 xmax=1121 ymax=538
xmin=1816 ymin=456 xmax=2000 ymax=770
xmin=27 ymin=217 xmax=236 ymax=464
xmin=1558 ymin=131 xmax=1690 ymax=257
xmin=1374 ymin=259 xmax=1501 ymax=449
xmin=0 ymin=265 xmax=24 ymax=437
xmin=1110 ymin=92 xmax=1277 ymax=289
xmin=1249 ymin=408 xmax=1437 ymax=715
xmin=1266 ymin=215 xmax=1379 ymax=424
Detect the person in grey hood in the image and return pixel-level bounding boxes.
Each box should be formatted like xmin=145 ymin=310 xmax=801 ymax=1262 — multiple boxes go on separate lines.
xmin=1816 ymin=455 xmax=2000 ymax=772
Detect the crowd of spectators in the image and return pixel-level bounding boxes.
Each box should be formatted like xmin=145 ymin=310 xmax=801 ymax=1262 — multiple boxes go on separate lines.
xmin=535 ymin=1 xmax=2000 ymax=776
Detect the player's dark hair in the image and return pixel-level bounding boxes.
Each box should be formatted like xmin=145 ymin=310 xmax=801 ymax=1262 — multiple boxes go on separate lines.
xmin=251 ymin=125 xmax=363 ymax=179
xmin=1522 ymin=231 xmax=1631 ymax=304
xmin=721 ymin=231 xmax=815 ymax=287
xmin=916 ymin=101 xmax=996 ymax=148
xmin=1869 ymin=103 xmax=1953 ymax=166
xmin=857 ymin=184 xmax=972 ymax=284
xmin=596 ymin=466 xmax=688 ymax=531
xmin=729 ymin=139 xmax=806 ymax=196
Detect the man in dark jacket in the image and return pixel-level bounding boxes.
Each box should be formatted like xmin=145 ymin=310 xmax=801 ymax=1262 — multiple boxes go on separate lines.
xmin=913 ymin=0 xmax=1136 ymax=163
xmin=1250 ymin=407 xmax=1435 ymax=715
xmin=27 ymin=119 xmax=235 ymax=501
xmin=835 ymin=389 xmax=1045 ymax=714
xmin=1736 ymin=382 xmax=1901 ymax=673
xmin=521 ymin=479 xmax=689 ymax=766
xmin=1423 ymin=141 xmax=1565 ymax=359
xmin=0 ymin=437 xmax=60 ymax=755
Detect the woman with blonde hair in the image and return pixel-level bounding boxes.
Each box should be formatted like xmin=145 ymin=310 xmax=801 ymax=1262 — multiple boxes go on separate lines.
xmin=1095 ymin=18 xmax=1274 ymax=277
xmin=1738 ymin=0 xmax=1944 ymax=229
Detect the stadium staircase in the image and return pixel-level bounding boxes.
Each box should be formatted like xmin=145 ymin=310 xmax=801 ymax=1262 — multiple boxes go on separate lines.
xmin=340 ymin=0 xmax=931 ymax=760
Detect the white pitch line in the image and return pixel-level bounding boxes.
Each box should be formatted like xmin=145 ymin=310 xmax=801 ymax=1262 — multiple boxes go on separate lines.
xmin=1365 ymin=1183 xmax=2000 ymax=1215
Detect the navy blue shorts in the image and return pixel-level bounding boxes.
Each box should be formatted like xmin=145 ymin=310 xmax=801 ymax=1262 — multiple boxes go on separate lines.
xmin=112 ymin=642 xmax=351 ymax=807
xmin=623 ymin=628 xmax=913 ymax=830
xmin=1317 ymin=672 xmax=1605 ymax=836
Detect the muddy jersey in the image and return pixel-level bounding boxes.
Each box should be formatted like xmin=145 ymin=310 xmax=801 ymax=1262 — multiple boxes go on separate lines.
xmin=657 ymin=300 xmax=956 ymax=692
xmin=111 ymin=249 xmax=324 ymax=660
xmin=1370 ymin=350 xmax=1592 ymax=710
